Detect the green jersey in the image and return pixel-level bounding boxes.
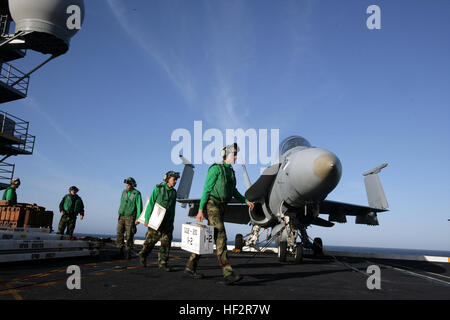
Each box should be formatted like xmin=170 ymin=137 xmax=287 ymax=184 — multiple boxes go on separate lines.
xmin=144 ymin=183 xmax=177 ymax=225
xmin=199 ymin=162 xmax=247 ymax=210
xmin=2 ymin=186 xmax=17 ymax=205
xmin=118 ymin=189 xmax=142 ymax=219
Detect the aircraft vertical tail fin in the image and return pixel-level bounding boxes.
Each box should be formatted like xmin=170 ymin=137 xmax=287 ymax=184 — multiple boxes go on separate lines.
xmin=363 ymin=163 xmax=389 ymax=210
xmin=177 ymin=155 xmax=195 ymax=208
xmin=241 ymin=164 xmax=252 ymax=190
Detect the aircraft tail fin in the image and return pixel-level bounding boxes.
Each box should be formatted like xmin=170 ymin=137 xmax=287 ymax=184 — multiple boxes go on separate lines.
xmin=363 ymin=163 xmax=389 ymax=210
xmin=177 ymin=155 xmax=195 ymax=208
xmin=245 ymin=164 xmax=280 ymax=201
xmin=241 ymin=164 xmax=252 ymax=190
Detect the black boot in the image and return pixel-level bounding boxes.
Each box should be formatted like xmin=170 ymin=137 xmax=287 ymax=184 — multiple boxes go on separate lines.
xmin=159 ymin=264 xmax=172 ymax=272
xmin=184 ymin=267 xmax=204 ymax=279
xmin=138 ymin=253 xmax=147 ymax=267
xmin=224 ymin=273 xmax=243 ymax=285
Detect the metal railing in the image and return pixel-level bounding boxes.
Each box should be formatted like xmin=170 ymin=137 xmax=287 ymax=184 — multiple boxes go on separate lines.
xmin=0 ymin=161 xmax=14 ymax=188
xmin=0 ymin=62 xmax=30 ymax=96
xmin=0 ymin=110 xmax=35 ymax=154
xmin=0 ymin=14 xmax=9 ymax=36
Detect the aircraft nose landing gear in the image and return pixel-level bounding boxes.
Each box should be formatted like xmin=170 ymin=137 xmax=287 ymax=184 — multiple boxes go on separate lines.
xmin=294 ymin=243 xmax=303 ymax=263
xmin=277 ymin=242 xmax=303 ymax=264
xmin=278 ymin=241 xmax=287 ymax=262
xmin=277 ymin=225 xmax=323 ymax=263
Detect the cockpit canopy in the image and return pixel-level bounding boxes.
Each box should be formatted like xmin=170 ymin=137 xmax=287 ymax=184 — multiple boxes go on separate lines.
xmin=279 ymin=135 xmax=311 ymax=155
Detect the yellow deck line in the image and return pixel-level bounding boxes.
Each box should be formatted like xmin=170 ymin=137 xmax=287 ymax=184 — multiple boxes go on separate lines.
xmin=0 ymin=276 xmax=23 ymax=300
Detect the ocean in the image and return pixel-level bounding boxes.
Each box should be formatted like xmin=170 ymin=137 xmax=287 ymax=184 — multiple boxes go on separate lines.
xmin=76 ymin=233 xmax=450 ymax=257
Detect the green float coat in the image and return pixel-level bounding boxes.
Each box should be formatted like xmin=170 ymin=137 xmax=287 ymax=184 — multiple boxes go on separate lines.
xmin=2 ymin=187 xmax=17 ymax=205
xmin=144 ymin=183 xmax=177 ymax=225
xmin=199 ymin=162 xmax=247 ymax=210
xmin=118 ymin=189 xmax=142 ymax=219
xmin=62 ymin=194 xmax=84 ymax=215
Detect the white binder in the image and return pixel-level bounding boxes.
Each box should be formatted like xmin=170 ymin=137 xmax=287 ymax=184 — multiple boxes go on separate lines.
xmin=137 ymin=198 xmax=166 ymax=230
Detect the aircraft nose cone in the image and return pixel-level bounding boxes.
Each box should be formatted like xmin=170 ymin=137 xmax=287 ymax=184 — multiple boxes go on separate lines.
xmin=286 ymin=148 xmax=342 ymax=202
xmin=314 ymin=153 xmax=340 ymax=180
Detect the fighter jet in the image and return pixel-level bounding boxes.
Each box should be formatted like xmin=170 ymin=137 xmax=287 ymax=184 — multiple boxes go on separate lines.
xmin=176 ymin=135 xmax=389 ymax=262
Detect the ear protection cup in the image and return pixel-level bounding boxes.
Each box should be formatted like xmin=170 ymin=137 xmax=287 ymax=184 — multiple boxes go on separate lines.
xmin=222 ymin=143 xmax=239 ymax=159
xmin=163 ymin=171 xmax=180 ymax=182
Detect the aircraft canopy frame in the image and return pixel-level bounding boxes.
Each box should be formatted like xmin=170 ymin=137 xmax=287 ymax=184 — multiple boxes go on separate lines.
xmin=279 ymin=135 xmax=311 ymax=155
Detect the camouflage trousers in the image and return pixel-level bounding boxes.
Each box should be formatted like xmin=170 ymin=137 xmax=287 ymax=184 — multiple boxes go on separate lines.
xmin=186 ymin=200 xmax=233 ymax=277
xmin=116 ymin=215 xmax=137 ymax=251
xmin=139 ymin=224 xmax=173 ymax=266
xmin=57 ymin=214 xmax=77 ymax=236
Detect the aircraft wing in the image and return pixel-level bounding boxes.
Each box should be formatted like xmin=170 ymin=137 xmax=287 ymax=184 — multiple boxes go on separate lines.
xmin=319 ymin=200 xmax=388 ymax=225
xmin=177 ymin=198 xmax=387 ymax=226
xmin=177 ymin=198 xmax=245 ymax=204
xmin=176 ymin=198 xmax=201 ymax=204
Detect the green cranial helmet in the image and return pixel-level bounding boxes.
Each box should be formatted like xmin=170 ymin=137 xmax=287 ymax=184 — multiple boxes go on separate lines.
xmin=69 ymin=186 xmax=79 ymax=193
xmin=124 ymin=177 xmax=137 ymax=187
xmin=164 ymin=171 xmax=180 ymax=182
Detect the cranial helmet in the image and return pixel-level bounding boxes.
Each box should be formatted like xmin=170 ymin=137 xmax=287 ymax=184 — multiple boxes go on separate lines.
xmin=221 ymin=143 xmax=240 ymax=159
xmin=164 ymin=171 xmax=180 ymax=182
xmin=124 ymin=177 xmax=137 ymax=187
xmin=69 ymin=186 xmax=79 ymax=193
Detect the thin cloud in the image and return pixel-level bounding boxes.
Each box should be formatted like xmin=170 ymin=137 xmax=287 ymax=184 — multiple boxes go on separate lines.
xmin=106 ymin=0 xmax=251 ymax=130
xmin=106 ymin=0 xmax=196 ymax=104
xmin=24 ymin=97 xmax=82 ymax=152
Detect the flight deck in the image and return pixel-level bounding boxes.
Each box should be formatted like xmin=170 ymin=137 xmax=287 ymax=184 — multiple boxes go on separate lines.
xmin=0 ymin=242 xmax=448 ymax=300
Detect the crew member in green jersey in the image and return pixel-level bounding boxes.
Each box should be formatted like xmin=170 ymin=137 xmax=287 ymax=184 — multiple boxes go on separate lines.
xmin=136 ymin=171 xmax=179 ymax=271
xmin=117 ymin=177 xmax=142 ymax=259
xmin=185 ymin=143 xmax=255 ymax=285
xmin=2 ymin=178 xmax=20 ymax=205
xmin=57 ymin=186 xmax=85 ymax=236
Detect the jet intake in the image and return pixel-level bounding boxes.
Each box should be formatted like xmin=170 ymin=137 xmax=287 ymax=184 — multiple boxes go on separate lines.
xmin=248 ymin=202 xmax=277 ymax=228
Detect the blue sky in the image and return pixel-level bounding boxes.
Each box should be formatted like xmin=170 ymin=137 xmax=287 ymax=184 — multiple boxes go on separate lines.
xmin=4 ymin=0 xmax=449 ymax=250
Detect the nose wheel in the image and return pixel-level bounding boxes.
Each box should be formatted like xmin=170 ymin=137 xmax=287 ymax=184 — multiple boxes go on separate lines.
xmin=277 ymin=225 xmax=324 ymax=263
xmin=277 ymin=241 xmax=304 ymax=264
xmin=294 ymin=243 xmax=303 ymax=263
xmin=278 ymin=241 xmax=287 ymax=262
